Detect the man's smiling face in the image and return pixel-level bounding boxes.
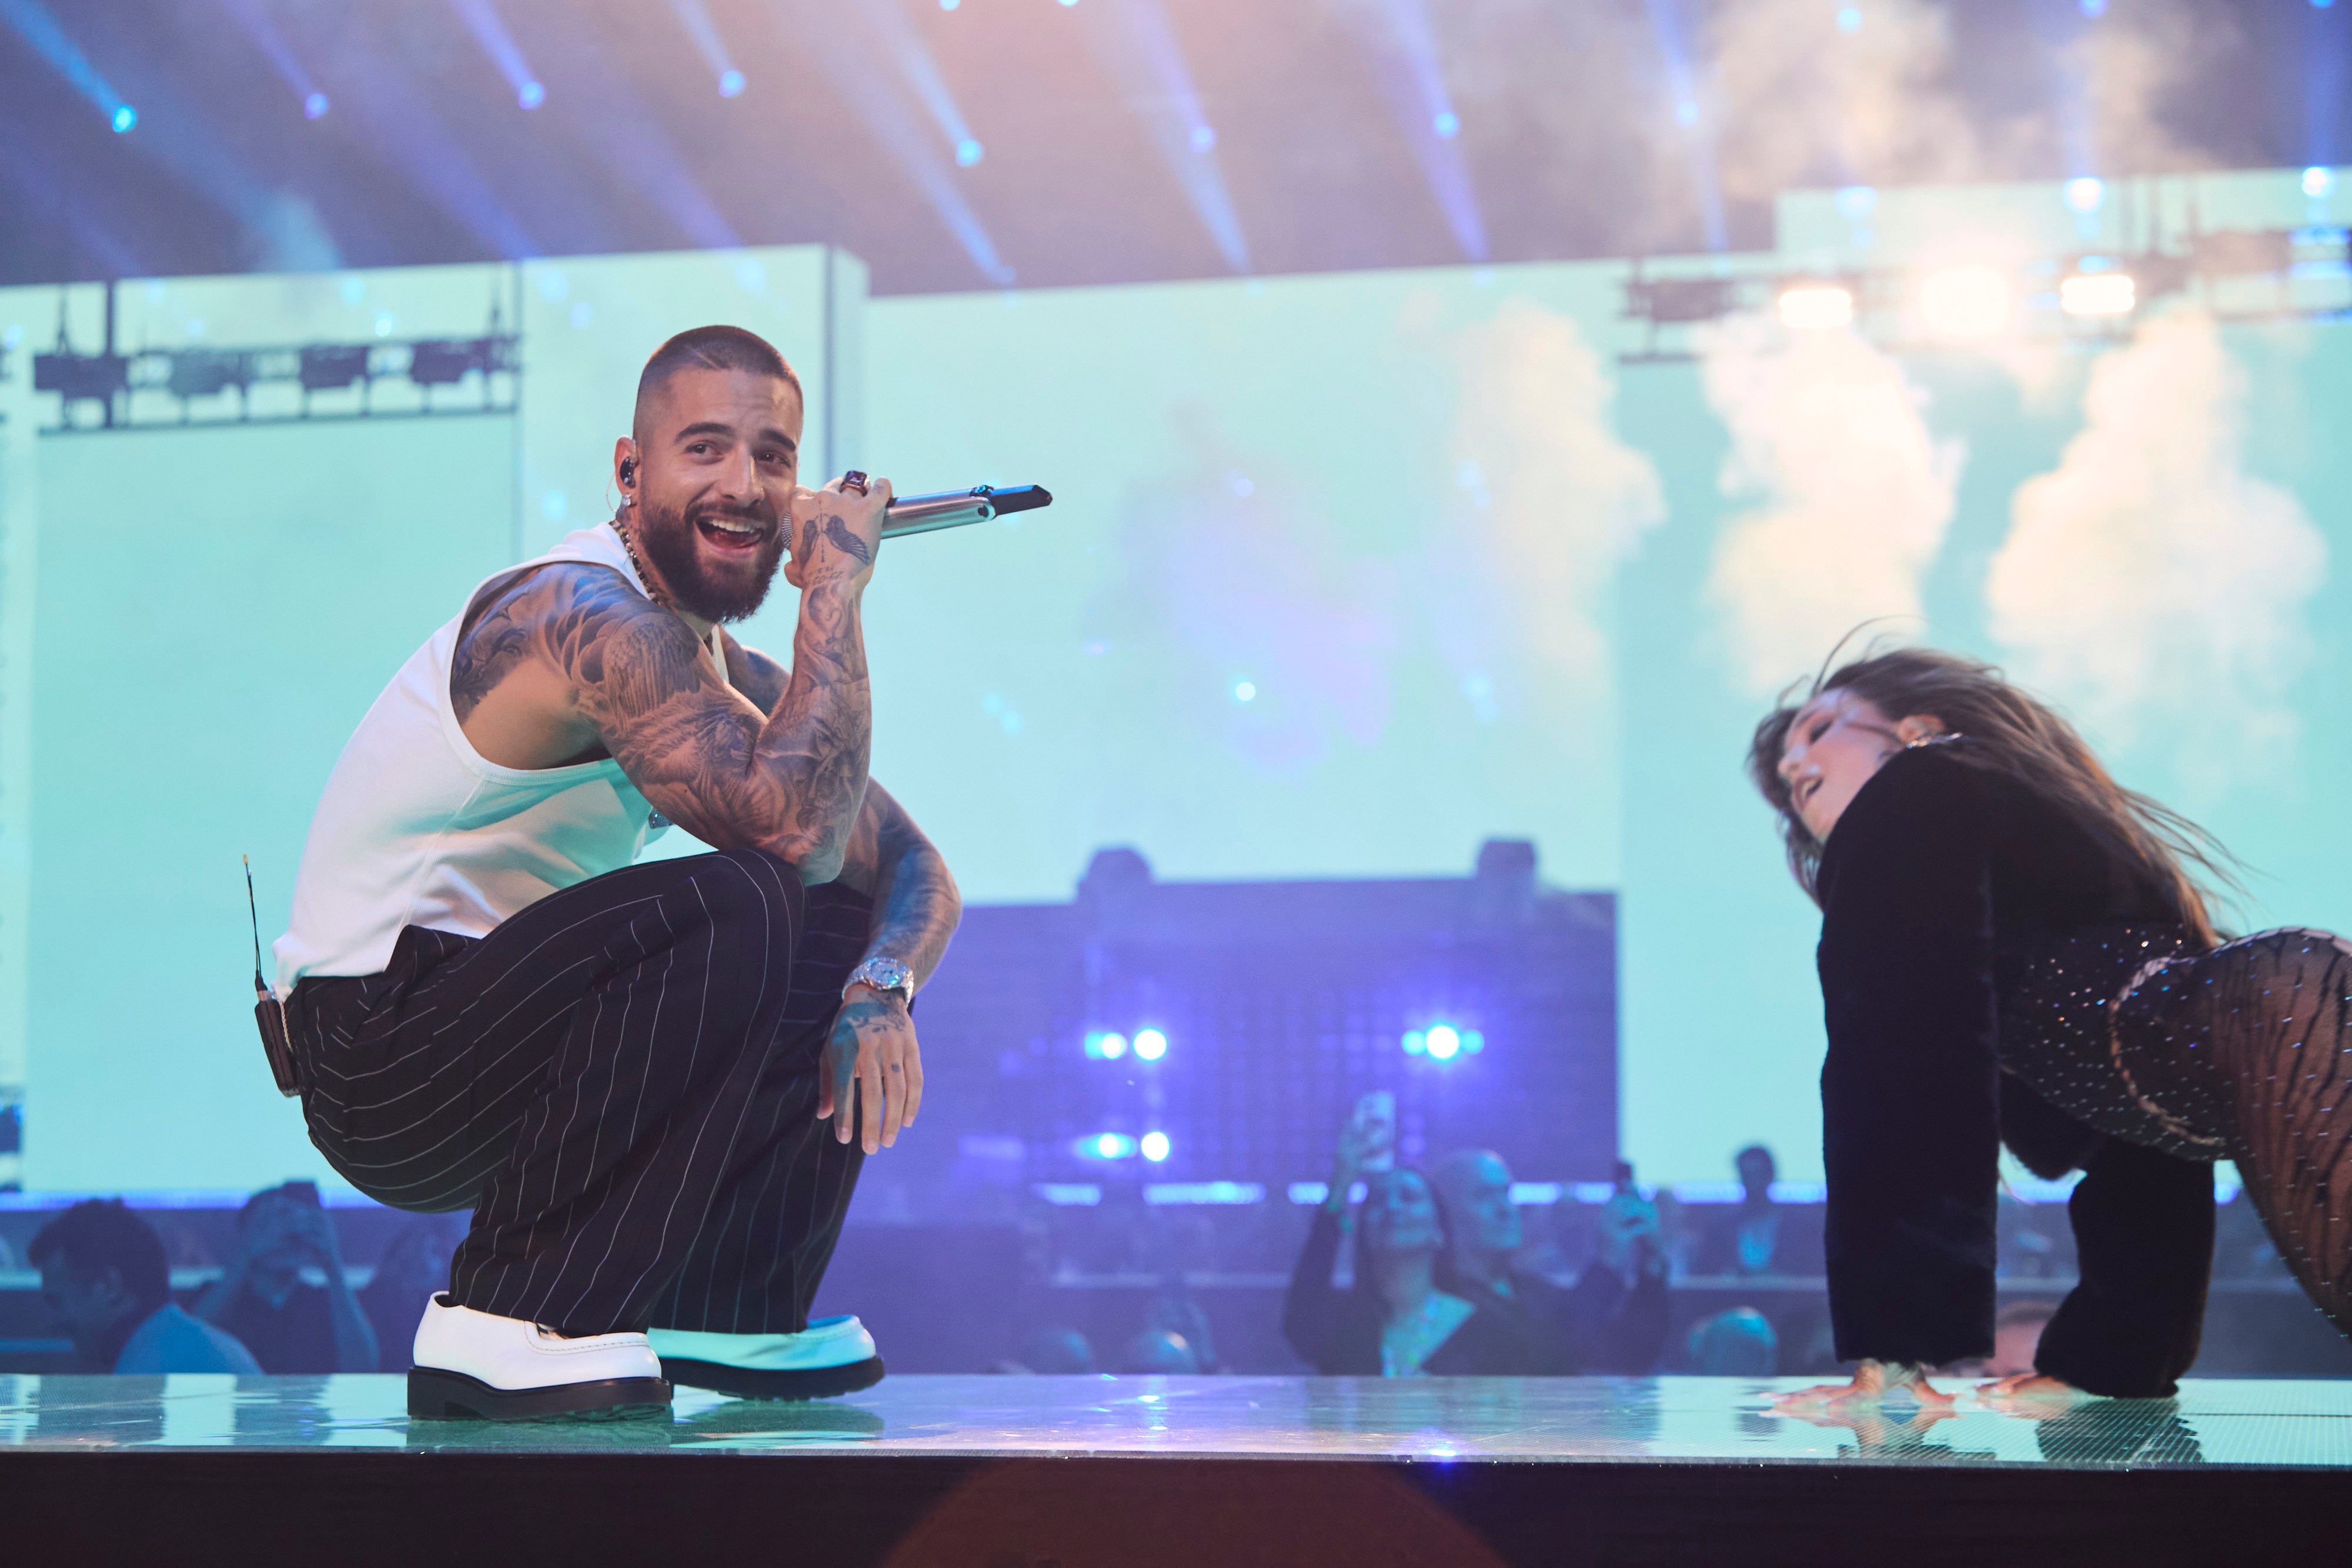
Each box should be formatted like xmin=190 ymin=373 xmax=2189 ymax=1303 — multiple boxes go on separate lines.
xmin=630 ymin=365 xmax=803 ymax=623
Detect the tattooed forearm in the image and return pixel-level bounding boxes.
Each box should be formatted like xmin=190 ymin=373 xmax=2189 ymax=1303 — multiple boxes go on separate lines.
xmin=513 ymin=562 xmax=874 ymax=881
xmin=867 ymin=835 xmax=961 ymax=988
xmin=841 ymin=781 xmax=961 ymax=987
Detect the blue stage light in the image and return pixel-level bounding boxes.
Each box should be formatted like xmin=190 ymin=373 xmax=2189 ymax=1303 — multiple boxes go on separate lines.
xmin=111 ymin=104 xmax=135 ymax=132
xmin=2065 ymin=176 xmax=2104 ymax=213
xmin=1077 ymin=1132 xmax=1137 ymax=1161
xmin=1402 ymin=1030 xmax=1427 ymax=1055
xmin=1432 ymin=110 xmax=1459 ymax=138
xmin=1133 ymin=1028 xmax=1168 ymax=1061
xmin=2079 ymin=0 xmax=2107 ymax=15
xmin=1426 ymin=1025 xmax=1461 ymax=1060
xmin=305 ymin=92 xmax=328 ymax=119
xmin=719 ymin=69 xmax=744 ymax=98
xmin=957 ymin=138 xmax=984 ymax=167
xmin=1232 ymin=679 xmax=1256 ymax=703
xmin=940 ymin=0 xmax=959 ymax=8
xmin=1190 ymin=124 xmax=1216 ymax=152
xmin=1085 ymin=1031 xmax=1130 ymax=1060
xmin=1836 ymin=6 xmax=1862 ymax=31
xmin=1141 ymin=1131 xmax=1171 ymax=1163
xmin=2307 ymin=168 xmax=2337 ymax=198
xmin=518 ymin=81 xmax=545 ymax=109
xmin=1464 ymin=1030 xmax=1485 ymax=1055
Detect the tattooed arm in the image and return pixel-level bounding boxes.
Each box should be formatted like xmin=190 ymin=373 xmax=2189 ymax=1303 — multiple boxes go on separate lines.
xmin=820 ymin=781 xmax=960 ymax=1152
xmin=453 ymin=479 xmax=887 ymax=884
xmin=717 ymin=633 xmax=961 ymax=984
xmin=729 ymin=623 xmax=961 ymax=1154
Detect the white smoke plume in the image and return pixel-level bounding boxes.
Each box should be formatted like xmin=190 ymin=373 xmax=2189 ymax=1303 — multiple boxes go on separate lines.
xmin=1429 ymin=0 xmax=2238 ymax=252
xmin=1700 ymin=313 xmax=1963 ymax=696
xmin=1986 ymin=312 xmax=2325 ymax=794
xmin=1441 ymin=298 xmax=1665 ymax=690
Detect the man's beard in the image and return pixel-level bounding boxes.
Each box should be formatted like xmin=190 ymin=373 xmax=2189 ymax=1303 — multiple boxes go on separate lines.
xmin=633 ymin=496 xmax=787 ymax=623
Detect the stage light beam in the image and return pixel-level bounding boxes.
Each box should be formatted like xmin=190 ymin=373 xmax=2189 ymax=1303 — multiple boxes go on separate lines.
xmin=449 ymin=0 xmax=546 ymax=111
xmin=1426 ymin=1025 xmax=1462 ymax=1061
xmin=1133 ymin=1028 xmax=1168 ymax=1061
xmin=1 ymin=0 xmax=136 ymax=131
xmin=1356 ymin=0 xmax=1488 ymax=261
xmin=783 ymin=1 xmax=1013 ymax=285
xmin=219 ymin=0 xmax=329 ymax=120
xmin=1920 ymin=265 xmax=2012 ymax=337
xmin=1076 ymin=0 xmax=1252 ymax=271
xmin=667 ymin=0 xmax=747 ymax=99
xmin=1141 ymin=1132 xmax=1171 ymax=1163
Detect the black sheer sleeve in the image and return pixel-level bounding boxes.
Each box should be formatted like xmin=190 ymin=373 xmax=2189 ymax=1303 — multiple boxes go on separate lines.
xmin=1815 ymin=748 xmax=2003 ymax=1368
xmin=1282 ymin=1208 xmax=1371 ymax=1373
xmin=2034 ymin=1137 xmax=2213 ymax=1396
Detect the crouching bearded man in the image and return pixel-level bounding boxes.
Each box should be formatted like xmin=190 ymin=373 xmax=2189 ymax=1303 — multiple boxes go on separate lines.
xmin=270 ymin=325 xmax=960 ymax=1420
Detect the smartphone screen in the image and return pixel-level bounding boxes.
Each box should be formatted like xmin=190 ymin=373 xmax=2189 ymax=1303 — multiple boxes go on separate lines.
xmin=1355 ymin=1090 xmax=1396 ymax=1173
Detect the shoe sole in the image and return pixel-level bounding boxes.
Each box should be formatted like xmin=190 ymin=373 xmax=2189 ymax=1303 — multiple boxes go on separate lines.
xmin=407 ymin=1366 xmax=673 ymax=1422
xmin=659 ymin=1353 xmax=886 ymax=1402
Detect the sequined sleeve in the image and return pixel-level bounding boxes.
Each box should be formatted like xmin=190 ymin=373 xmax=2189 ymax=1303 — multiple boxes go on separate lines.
xmin=1814 ymin=748 xmax=2003 ymax=1368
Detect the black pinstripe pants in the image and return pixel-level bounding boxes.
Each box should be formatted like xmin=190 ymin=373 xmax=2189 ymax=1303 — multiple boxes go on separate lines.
xmin=287 ymin=849 xmax=871 ymax=1339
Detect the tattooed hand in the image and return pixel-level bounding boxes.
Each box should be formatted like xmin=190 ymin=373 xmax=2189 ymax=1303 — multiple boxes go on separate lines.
xmin=787 ymin=473 xmax=891 ymax=593
xmin=820 ymin=985 xmax=924 ymax=1153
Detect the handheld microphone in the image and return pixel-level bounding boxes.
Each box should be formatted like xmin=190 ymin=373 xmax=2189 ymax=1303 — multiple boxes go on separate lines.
xmin=880 ymin=484 xmax=1054 ymax=540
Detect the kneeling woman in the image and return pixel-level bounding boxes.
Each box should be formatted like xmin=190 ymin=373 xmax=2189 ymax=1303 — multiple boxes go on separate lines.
xmin=1755 ymin=648 xmax=2349 ymax=1405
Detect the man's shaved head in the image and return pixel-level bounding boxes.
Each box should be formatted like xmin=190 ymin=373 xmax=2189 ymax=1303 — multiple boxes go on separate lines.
xmin=634 ymin=325 xmax=800 ymax=437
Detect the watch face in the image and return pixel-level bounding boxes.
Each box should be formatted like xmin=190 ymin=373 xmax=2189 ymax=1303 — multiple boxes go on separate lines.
xmin=857 ymin=958 xmax=913 ymax=992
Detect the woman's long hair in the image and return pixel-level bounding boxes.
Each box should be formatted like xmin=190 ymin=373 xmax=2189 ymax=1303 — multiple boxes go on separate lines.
xmin=1746 ymin=646 xmax=2235 ymax=947
xmin=1353 ymin=1168 xmax=1452 ymax=1308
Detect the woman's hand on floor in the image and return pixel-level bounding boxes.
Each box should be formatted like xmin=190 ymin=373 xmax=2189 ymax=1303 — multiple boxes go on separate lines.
xmin=1770 ymin=1359 xmax=1957 ymax=1412
xmin=1975 ymin=1372 xmax=2086 ymax=1417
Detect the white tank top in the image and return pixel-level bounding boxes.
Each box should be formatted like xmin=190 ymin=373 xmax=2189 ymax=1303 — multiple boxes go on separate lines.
xmin=273 ymin=522 xmax=729 ymax=991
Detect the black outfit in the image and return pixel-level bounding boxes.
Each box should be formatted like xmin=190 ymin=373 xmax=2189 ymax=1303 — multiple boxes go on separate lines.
xmin=1816 ymin=741 xmax=2351 ymax=1396
xmin=1281 ymin=1209 xmax=1544 ymax=1375
xmin=286 ymin=849 xmax=872 ymax=1340
xmin=1454 ymin=1259 xmax=1672 ymax=1375
xmin=209 ymin=1279 xmax=340 ymax=1375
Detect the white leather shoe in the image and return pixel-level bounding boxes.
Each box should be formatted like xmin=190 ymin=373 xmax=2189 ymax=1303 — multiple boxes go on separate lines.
xmin=648 ymin=1315 xmax=885 ymax=1401
xmin=408 ymin=1293 xmax=671 ymax=1421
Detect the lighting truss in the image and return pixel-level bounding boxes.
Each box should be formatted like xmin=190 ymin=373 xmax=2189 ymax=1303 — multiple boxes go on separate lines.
xmin=34 ymin=313 xmax=521 ymax=433
xmin=1619 ymin=226 xmax=2352 ymax=363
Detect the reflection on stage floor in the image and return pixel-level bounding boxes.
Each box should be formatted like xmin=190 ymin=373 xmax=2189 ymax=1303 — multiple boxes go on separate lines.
xmin=4 ymin=1373 xmax=2348 ymax=1469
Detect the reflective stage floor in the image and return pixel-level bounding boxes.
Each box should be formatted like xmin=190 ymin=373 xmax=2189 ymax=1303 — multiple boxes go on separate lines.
xmin=9 ymin=1375 xmax=2351 ymax=1564
xmin=7 ymin=1372 xmax=2352 ymax=1467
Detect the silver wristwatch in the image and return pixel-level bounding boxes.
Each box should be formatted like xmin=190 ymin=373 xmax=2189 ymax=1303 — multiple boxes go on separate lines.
xmin=843 ymin=955 xmax=914 ymax=1005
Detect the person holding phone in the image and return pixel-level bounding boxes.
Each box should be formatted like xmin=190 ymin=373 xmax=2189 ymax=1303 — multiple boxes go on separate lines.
xmin=193 ymin=1181 xmax=378 ymax=1375
xmin=1281 ymin=1097 xmax=1543 ymax=1376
